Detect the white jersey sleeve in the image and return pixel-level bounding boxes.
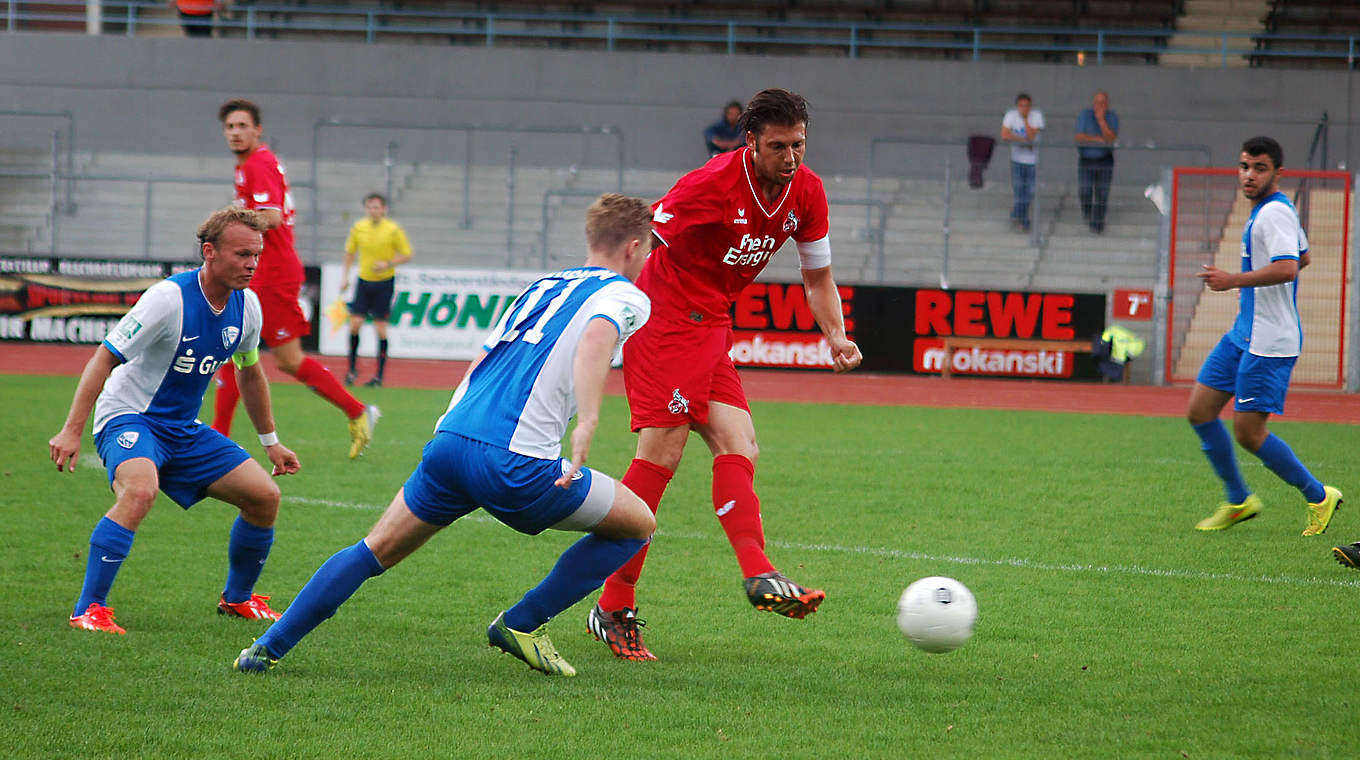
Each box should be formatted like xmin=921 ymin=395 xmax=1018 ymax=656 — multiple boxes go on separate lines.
xmin=1254 ymin=202 xmax=1307 ymax=261
xmin=1239 ymin=197 xmax=1307 ymax=357
xmin=104 ymin=280 xmax=179 ymax=363
xmin=235 ymin=288 xmax=264 ymax=357
xmin=590 ymin=280 xmax=651 ymax=350
xmin=93 ymin=281 xmax=183 ymax=433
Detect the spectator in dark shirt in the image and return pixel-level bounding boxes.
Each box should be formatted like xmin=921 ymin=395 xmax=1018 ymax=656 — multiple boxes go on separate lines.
xmin=1075 ymin=91 xmax=1119 ymax=234
xmin=703 ymin=101 xmax=744 ymax=157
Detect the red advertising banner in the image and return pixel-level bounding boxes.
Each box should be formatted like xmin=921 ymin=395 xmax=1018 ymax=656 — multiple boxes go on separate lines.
xmin=729 ymin=282 xmax=1106 ymax=379
xmin=729 ymin=282 xmax=853 ymax=369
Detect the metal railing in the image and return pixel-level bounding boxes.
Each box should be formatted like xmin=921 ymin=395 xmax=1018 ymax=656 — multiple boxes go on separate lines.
xmin=5 ymin=1 xmax=1359 ymax=66
xmin=867 ymin=136 xmax=1212 ymax=250
xmin=538 ymin=188 xmax=650 ymax=269
xmin=310 ymin=119 xmax=625 ymax=261
xmin=0 ymin=171 xmax=315 ymax=260
xmin=0 ymin=109 xmax=76 ymax=213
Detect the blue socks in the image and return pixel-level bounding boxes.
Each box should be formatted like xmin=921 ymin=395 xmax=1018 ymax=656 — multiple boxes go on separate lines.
xmin=73 ymin=517 xmax=135 ymax=617
xmin=1193 ymin=420 xmax=1251 ymax=504
xmin=1252 ymin=433 xmax=1326 ymax=503
xmin=504 ymin=534 xmax=647 ymax=632
xmin=257 ymin=539 xmax=385 ymax=659
xmin=223 ymin=517 xmax=275 ymax=604
xmin=256 ymin=533 xmax=646 ymax=659
xmin=1195 ymin=421 xmax=1327 ymax=504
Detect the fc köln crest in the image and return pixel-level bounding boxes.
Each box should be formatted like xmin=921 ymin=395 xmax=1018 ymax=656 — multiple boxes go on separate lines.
xmin=783 ymin=210 xmax=799 ymax=232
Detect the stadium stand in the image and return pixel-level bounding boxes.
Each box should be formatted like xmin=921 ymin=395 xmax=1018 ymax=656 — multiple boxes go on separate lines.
xmin=1254 ymin=0 xmax=1360 ymax=69
xmin=1162 ymin=0 xmax=1268 ymax=67
xmin=0 ymin=148 xmax=52 ymax=253
xmin=126 ymin=0 xmax=1185 ymax=62
xmin=1 ymin=143 xmax=1160 ymax=309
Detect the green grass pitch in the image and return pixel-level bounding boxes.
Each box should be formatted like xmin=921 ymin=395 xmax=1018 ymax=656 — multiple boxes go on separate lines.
xmin=4 ymin=372 xmax=1359 ymax=759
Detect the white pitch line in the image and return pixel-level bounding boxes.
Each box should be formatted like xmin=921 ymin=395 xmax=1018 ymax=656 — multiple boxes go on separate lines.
xmin=285 ymin=496 xmax=1360 ymax=590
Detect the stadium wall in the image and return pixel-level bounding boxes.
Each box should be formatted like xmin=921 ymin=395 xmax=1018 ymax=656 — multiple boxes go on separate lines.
xmin=0 ymin=33 xmax=1355 ymax=176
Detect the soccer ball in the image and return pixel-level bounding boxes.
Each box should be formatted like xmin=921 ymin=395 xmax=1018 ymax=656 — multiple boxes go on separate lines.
xmin=896 ymin=576 xmax=977 ymax=653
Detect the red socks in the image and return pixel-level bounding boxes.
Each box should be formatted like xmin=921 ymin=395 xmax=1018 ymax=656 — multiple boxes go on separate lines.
xmin=597 ymin=458 xmax=672 ymax=612
xmin=211 ymin=363 xmax=240 ymax=435
xmin=597 ymin=453 xmax=775 ymax=612
xmin=296 ymin=357 xmax=366 ymax=419
xmin=213 ymin=356 xmax=366 ymax=436
xmin=712 ymin=453 xmax=774 ymax=578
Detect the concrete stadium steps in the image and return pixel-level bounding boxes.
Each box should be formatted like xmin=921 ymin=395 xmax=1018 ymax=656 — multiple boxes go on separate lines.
xmin=876 ymin=178 xmax=1162 ymax=292
xmin=1162 ymin=0 xmax=1269 ymax=67
xmin=23 ymin=151 xmax=1169 ymax=300
xmin=0 ymin=151 xmax=57 ymax=253
xmin=1172 ymin=188 xmax=1351 ymax=384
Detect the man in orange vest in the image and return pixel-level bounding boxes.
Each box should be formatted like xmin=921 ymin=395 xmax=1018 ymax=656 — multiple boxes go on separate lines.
xmin=172 ymin=0 xmax=219 ymax=38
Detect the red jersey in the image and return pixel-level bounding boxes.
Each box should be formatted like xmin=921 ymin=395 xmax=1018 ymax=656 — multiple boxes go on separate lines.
xmin=234 ymin=144 xmax=302 ymax=288
xmin=642 ymin=147 xmax=829 ymax=327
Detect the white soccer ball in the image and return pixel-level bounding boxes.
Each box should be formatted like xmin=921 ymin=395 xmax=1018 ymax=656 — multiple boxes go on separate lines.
xmin=896 ymin=576 xmax=977 ymax=653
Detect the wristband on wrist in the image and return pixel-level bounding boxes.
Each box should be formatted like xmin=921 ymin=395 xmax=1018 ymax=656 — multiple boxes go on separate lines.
xmin=258 ymin=431 xmax=280 ymax=447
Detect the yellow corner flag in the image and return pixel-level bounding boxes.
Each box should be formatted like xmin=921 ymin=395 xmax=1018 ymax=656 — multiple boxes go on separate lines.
xmin=326 ymin=297 xmax=350 ymax=333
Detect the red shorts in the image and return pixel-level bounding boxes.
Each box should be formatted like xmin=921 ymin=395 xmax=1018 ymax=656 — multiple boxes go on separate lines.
xmin=252 ymin=283 xmax=311 ymax=348
xmin=622 ymin=318 xmax=749 ymax=431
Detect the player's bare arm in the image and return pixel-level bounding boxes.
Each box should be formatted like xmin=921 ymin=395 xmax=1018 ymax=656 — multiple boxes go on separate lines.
xmin=800 ymin=265 xmax=862 ymax=373
xmin=49 ymin=345 xmax=120 ymax=472
xmin=236 ymin=359 xmax=301 ymax=476
xmin=458 ymin=350 xmax=488 ymax=388
xmin=340 ymin=250 xmax=356 ymax=293
xmin=556 ymin=318 xmax=619 ymax=488
xmin=252 ymin=207 xmax=284 ymax=229
xmin=1197 ymin=258 xmax=1299 ymax=292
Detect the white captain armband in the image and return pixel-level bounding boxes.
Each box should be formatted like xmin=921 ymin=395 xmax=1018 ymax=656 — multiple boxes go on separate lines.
xmin=232 ymin=347 xmax=260 ymax=369
xmin=796 ymin=236 xmax=831 ymax=270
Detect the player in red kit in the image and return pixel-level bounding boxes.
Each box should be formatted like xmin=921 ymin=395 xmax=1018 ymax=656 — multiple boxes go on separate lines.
xmin=213 ymin=99 xmax=379 ymax=459
xmin=587 ymin=89 xmax=862 ymax=660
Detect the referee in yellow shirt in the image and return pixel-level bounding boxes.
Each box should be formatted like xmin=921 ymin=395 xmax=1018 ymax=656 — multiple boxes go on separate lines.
xmin=340 ymin=193 xmax=411 ymax=387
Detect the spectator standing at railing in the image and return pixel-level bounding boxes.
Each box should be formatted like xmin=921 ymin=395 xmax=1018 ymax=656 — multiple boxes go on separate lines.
xmin=703 ymin=101 xmax=745 ymax=157
xmin=171 ymin=0 xmax=223 ymax=38
xmin=1000 ymin=92 xmax=1044 ymax=233
xmin=1074 ymin=91 xmax=1119 ymax=234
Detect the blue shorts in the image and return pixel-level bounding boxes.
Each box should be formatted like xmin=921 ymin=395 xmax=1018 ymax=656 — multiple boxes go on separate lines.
xmin=349 ymin=278 xmax=396 ymax=320
xmin=401 ymin=432 xmax=615 ymax=535
xmin=1196 ymin=334 xmax=1296 ymax=415
xmin=94 ymin=414 xmax=251 ymax=508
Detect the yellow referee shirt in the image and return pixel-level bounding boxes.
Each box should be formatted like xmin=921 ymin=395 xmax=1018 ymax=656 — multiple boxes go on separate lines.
xmin=344 ymin=217 xmax=412 ymax=282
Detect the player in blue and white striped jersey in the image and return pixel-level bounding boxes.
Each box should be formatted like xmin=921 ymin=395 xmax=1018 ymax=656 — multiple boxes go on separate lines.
xmin=234 ymin=193 xmax=656 ymax=677
xmin=1188 ymin=136 xmax=1342 ymax=535
xmin=50 ymin=207 xmax=301 ymax=635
